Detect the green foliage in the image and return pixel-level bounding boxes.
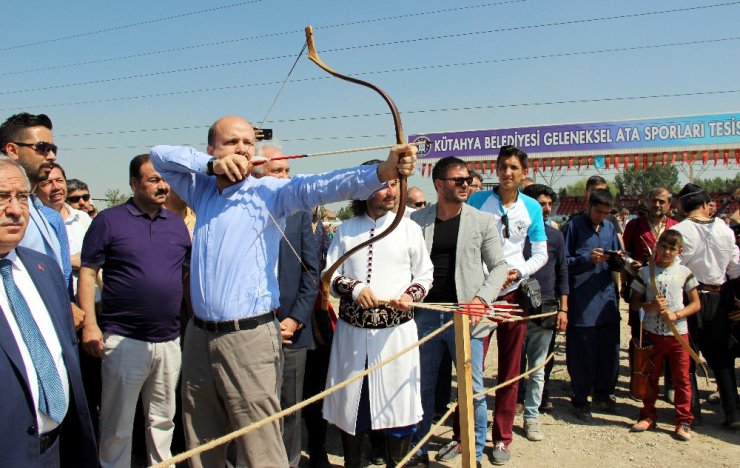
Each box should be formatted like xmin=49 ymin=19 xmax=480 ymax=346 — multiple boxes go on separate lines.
xmin=561 ymin=179 xmax=618 ymax=198
xmin=104 ymin=188 xmax=129 ymax=208
xmin=693 ymin=172 xmax=740 ymax=194
xmin=614 ymin=165 xmax=679 ymax=197
xmin=336 ymin=205 xmax=354 ymax=221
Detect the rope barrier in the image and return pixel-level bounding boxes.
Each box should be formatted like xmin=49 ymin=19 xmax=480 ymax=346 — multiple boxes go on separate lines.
xmin=150 ymin=320 xmax=454 ymax=468
xmin=396 ymin=350 xmax=556 ymax=466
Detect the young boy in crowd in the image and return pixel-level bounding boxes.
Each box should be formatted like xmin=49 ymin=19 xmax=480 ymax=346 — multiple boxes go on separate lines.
xmin=629 ymin=230 xmax=701 ymax=441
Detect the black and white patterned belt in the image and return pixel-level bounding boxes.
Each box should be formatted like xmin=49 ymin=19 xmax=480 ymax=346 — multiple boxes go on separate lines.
xmin=338 ymin=301 xmax=414 ymax=329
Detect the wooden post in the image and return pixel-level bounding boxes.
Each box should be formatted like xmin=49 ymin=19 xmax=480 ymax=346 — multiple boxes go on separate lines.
xmin=453 ymin=312 xmax=476 ymax=467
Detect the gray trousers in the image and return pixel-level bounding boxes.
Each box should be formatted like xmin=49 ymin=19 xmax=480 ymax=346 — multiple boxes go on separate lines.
xmin=281 ymin=347 xmax=308 ymax=467
xmin=182 ymin=319 xmax=288 ymax=468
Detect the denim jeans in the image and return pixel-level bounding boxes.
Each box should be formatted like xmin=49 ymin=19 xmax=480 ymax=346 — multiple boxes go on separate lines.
xmin=522 ymin=322 xmax=554 ymax=421
xmin=414 ymin=310 xmax=487 ymax=460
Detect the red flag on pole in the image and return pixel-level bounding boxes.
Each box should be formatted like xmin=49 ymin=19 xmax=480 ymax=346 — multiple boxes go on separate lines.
xmin=568 ymin=157 xmax=574 ymax=169
xmin=682 ymin=151 xmax=688 ymax=165
xmin=634 ymin=155 xmax=640 ymax=170
xmin=614 ymin=154 xmax=620 ymax=169
xmin=475 ymin=161 xmax=481 ymax=172
xmin=671 ymin=152 xmax=677 ymax=165
xmin=662 ymin=152 xmax=668 ymax=166
xmin=723 ymin=150 xmax=729 ymax=166
xmin=701 ymin=151 xmax=708 ymax=165
xmin=713 ymin=150 xmax=719 ymax=166
xmin=605 ymin=155 xmax=611 ymax=169
xmin=533 ymin=160 xmax=539 ymax=172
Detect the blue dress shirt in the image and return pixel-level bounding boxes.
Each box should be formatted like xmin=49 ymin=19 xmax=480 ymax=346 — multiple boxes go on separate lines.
xmin=150 ymin=145 xmax=385 ymax=321
xmin=21 ymin=197 xmax=72 ymax=293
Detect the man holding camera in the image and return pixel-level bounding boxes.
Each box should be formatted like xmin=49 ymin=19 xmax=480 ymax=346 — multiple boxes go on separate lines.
xmin=562 ymin=188 xmax=622 ymax=422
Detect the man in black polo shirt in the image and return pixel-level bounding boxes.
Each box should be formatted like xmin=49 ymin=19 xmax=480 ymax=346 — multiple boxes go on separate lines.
xmin=78 ymin=154 xmax=191 ymax=468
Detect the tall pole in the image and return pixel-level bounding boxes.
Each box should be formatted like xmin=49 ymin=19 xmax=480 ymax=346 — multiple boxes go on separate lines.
xmin=453 ymin=313 xmax=476 ymax=467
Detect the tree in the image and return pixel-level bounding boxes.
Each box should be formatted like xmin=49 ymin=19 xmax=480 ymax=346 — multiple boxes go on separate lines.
xmin=614 ymin=165 xmax=679 ymax=197
xmin=336 ymin=205 xmax=354 ymax=221
xmin=104 ymin=188 xmax=129 ymax=208
xmin=694 ymin=172 xmax=740 ymax=194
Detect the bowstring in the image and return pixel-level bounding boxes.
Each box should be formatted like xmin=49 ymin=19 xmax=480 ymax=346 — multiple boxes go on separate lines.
xmin=249 ymin=38 xmax=326 ymax=301
xmin=259 ymin=42 xmax=307 ymax=128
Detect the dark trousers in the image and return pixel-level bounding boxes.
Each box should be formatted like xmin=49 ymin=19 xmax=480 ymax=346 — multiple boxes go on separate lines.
xmin=281 ymin=347 xmax=308 ymax=467
xmin=483 ymin=318 xmax=527 ymax=445
xmin=303 ymin=345 xmax=331 ymax=454
xmin=691 ymin=290 xmax=739 ymax=421
xmin=566 ymin=322 xmax=620 ymax=407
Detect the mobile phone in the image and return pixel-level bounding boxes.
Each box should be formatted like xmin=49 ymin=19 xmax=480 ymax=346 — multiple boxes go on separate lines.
xmin=604 ymin=249 xmax=619 ymax=256
xmin=254 ymin=127 xmax=273 ymax=141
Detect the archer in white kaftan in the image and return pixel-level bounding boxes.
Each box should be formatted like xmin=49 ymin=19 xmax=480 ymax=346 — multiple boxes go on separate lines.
xmin=322 ymin=212 xmax=433 ymax=434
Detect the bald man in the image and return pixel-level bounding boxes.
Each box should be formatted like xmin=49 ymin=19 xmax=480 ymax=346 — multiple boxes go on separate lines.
xmin=150 ymin=115 xmax=417 ymax=468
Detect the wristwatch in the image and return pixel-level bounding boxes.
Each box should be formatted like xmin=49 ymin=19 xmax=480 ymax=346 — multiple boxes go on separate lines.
xmin=206 ymin=157 xmax=218 ymax=176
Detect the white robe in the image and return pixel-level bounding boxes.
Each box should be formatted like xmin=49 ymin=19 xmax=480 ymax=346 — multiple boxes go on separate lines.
xmin=322 ymin=213 xmax=433 ymax=434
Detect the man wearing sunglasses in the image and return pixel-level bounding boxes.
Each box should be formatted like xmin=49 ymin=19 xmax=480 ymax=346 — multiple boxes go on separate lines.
xmin=409 ymin=157 xmax=508 ymax=466
xmin=66 ymin=179 xmax=95 ymax=216
xmin=0 ymin=113 xmax=77 ymax=322
xmin=468 ymin=145 xmax=547 ymax=465
xmin=406 ymin=186 xmax=427 ymax=212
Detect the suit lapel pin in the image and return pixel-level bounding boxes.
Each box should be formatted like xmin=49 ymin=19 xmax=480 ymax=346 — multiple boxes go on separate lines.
xmin=38 ymin=264 xmax=45 ymax=271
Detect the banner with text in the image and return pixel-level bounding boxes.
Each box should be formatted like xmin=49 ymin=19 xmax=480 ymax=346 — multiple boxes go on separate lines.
xmin=409 ymin=112 xmax=740 ymax=158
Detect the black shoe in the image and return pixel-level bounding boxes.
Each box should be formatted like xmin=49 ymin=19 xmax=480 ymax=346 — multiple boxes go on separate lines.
xmin=308 ymin=447 xmax=331 ymax=468
xmin=539 ymin=401 xmax=554 ymax=413
xmin=572 ymin=405 xmax=593 ymax=423
xmin=592 ymin=395 xmax=617 ymax=414
xmin=406 ymin=453 xmax=430 ymax=467
xmin=722 ymin=415 xmax=740 ymax=430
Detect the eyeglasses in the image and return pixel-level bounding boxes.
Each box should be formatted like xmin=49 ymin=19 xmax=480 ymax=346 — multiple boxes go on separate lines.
xmin=12 ymin=141 xmax=58 ymax=156
xmin=412 ymin=201 xmax=427 ymax=208
xmin=0 ymin=192 xmax=31 ymax=208
xmin=440 ymin=176 xmax=474 ymax=187
xmin=501 ymin=213 xmax=510 ymax=238
xmin=67 ymin=194 xmax=91 ymax=203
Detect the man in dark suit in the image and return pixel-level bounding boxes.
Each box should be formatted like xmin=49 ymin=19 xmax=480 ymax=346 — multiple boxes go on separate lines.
xmin=253 ymin=143 xmax=320 ymax=468
xmin=0 ymin=156 xmax=97 ymax=467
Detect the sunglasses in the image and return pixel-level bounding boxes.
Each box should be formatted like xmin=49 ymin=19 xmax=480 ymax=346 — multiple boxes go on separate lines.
xmin=412 ymin=201 xmax=428 ymax=208
xmin=67 ymin=194 xmax=91 ymax=203
xmin=13 ymin=141 xmax=58 ymax=156
xmin=440 ymin=176 xmax=474 ymax=187
xmin=501 ymin=213 xmax=510 ymax=238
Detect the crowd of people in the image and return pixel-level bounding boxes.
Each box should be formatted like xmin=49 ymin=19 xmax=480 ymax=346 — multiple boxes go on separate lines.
xmin=0 ymin=111 xmax=738 ymax=468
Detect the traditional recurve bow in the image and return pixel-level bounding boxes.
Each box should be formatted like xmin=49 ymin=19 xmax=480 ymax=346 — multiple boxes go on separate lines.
xmin=304 ymin=25 xmax=409 ymax=307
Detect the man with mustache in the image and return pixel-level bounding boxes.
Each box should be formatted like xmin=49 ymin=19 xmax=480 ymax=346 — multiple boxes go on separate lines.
xmin=78 ymin=154 xmax=192 ymax=468
xmin=0 ymin=156 xmax=98 ymax=467
xmin=322 ymin=161 xmax=433 ymax=467
xmin=0 ymin=113 xmax=77 ymax=323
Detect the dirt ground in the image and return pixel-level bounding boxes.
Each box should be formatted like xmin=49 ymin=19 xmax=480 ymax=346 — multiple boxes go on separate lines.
xmin=305 ymin=307 xmax=740 ymax=467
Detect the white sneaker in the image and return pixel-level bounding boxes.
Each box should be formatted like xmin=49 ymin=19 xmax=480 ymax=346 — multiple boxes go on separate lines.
xmin=524 ymin=419 xmax=544 ymax=441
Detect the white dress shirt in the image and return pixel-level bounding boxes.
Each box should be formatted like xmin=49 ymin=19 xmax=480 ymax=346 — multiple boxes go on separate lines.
xmin=671 ymin=218 xmax=740 ymax=285
xmin=0 ymin=249 xmax=70 ymax=433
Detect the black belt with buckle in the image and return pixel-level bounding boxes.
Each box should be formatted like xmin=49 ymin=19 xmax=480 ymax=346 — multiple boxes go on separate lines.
xmin=40 ymin=425 xmax=61 ymax=453
xmin=193 ymin=311 xmax=275 ymax=333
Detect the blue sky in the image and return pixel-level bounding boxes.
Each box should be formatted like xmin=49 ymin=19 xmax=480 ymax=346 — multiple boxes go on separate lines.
xmin=3 ymin=0 xmax=739 ymax=205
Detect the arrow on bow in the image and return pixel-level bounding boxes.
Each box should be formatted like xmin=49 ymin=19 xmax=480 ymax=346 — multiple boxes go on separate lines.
xmin=304 ymin=25 xmax=409 ymax=308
